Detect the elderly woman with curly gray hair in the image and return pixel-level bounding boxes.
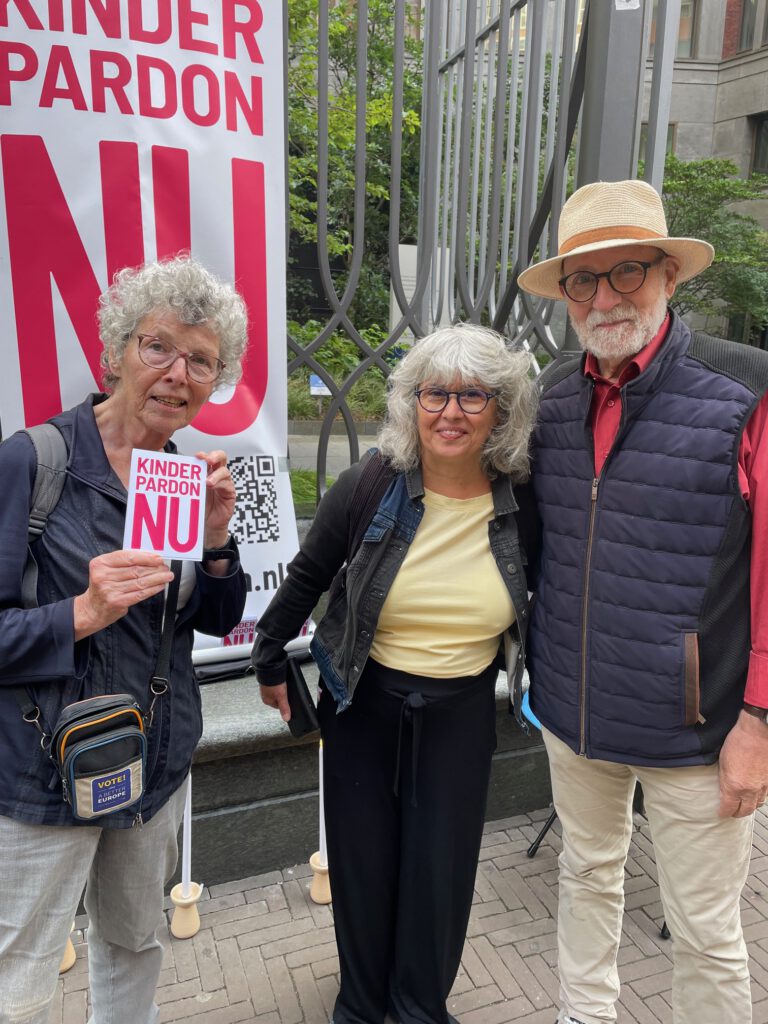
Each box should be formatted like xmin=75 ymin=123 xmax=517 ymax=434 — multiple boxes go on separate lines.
xmin=253 ymin=324 xmax=537 ymax=1024
xmin=0 ymin=255 xmax=248 ymax=1024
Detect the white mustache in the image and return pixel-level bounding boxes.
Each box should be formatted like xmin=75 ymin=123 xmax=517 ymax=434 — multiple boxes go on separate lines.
xmin=585 ymin=305 xmax=639 ymax=328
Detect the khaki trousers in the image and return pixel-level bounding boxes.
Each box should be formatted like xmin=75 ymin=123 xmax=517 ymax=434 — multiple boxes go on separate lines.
xmin=543 ymin=728 xmax=753 ymax=1024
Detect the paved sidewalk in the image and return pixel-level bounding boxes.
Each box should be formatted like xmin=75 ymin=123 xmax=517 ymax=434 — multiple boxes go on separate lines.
xmin=288 ymin=433 xmax=379 ymax=478
xmin=52 ymin=805 xmax=768 ymax=1024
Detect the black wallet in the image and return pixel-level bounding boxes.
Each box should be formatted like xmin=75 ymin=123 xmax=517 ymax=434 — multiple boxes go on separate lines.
xmin=285 ymin=658 xmax=320 ymax=737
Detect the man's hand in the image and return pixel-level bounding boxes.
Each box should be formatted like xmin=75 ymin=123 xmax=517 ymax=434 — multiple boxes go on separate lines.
xmin=260 ymin=683 xmax=291 ymax=723
xmin=718 ymin=710 xmax=768 ymax=817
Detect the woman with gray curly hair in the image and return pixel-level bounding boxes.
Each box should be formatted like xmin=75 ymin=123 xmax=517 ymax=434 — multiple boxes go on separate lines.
xmin=98 ymin=254 xmax=248 ymax=392
xmin=253 ymin=324 xmax=537 ymax=1024
xmin=0 ymin=255 xmax=247 ymax=1024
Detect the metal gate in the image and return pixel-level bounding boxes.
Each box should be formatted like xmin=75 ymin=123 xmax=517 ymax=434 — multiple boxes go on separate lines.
xmin=289 ymin=0 xmax=681 ymax=486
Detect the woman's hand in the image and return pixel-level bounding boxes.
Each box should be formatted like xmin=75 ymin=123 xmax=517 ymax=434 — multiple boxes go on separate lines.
xmin=197 ymin=449 xmax=236 ymax=575
xmin=197 ymin=449 xmax=236 ymax=549
xmin=73 ymin=550 xmax=174 ymax=641
xmin=260 ymin=683 xmax=291 ymax=722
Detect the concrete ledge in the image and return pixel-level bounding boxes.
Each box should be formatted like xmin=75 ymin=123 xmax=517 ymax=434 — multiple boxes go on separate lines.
xmin=182 ymin=665 xmax=550 ymax=886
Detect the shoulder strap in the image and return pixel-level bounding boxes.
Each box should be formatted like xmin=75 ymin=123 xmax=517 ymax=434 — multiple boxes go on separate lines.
xmin=21 ymin=423 xmax=69 ymax=608
xmin=12 ymin=423 xmax=68 ymax=722
xmin=346 ymin=449 xmax=396 ymax=562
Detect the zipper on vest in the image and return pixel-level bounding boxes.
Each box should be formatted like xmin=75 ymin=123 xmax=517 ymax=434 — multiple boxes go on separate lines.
xmin=579 ymin=477 xmax=600 ymax=755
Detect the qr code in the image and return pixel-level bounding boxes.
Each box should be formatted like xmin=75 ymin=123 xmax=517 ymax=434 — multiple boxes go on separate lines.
xmin=229 ymin=455 xmax=280 ymax=544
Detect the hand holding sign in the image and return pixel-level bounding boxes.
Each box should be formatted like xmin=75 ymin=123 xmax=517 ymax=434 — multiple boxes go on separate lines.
xmin=196 ymin=450 xmax=237 ymax=549
xmin=73 ymin=550 xmax=175 ymax=641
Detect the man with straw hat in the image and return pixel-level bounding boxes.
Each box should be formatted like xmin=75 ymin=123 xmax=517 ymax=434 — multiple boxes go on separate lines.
xmin=518 ymin=178 xmax=768 ymax=1024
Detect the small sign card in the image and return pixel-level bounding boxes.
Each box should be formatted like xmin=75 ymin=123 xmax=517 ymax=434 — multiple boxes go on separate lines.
xmin=123 ymin=450 xmax=207 ymax=561
xmin=309 ymin=373 xmax=332 ymax=397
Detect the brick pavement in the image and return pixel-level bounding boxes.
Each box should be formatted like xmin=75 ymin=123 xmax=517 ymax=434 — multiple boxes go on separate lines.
xmin=51 ymin=805 xmax=768 ymax=1024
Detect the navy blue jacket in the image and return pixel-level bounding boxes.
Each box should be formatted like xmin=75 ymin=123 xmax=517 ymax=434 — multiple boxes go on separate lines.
xmin=0 ymin=396 xmax=246 ymax=826
xmin=528 ymin=313 xmax=768 ymax=766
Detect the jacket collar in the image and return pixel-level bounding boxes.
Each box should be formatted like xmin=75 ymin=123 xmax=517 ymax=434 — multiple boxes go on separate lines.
xmin=576 ymin=308 xmax=692 ymax=425
xmin=52 ymin=394 xmax=178 ymax=501
xmin=491 ymin=473 xmax=519 ymax=515
xmin=405 ymin=461 xmax=424 ymax=499
xmin=405 ymin=459 xmax=519 ymax=515
xmin=623 ymin=307 xmax=691 ymax=398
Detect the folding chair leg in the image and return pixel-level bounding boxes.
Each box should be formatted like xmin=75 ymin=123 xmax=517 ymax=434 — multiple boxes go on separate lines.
xmin=527 ymin=808 xmax=558 ymax=858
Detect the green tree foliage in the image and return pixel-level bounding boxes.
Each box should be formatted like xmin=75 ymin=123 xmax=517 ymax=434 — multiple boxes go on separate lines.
xmin=287 ymin=0 xmax=423 ymax=328
xmin=661 ymin=155 xmax=768 ymax=337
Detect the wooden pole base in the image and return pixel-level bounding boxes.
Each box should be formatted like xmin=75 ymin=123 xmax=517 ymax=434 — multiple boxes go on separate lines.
xmin=309 ymin=850 xmax=332 ymax=905
xmin=59 ymin=927 xmax=76 ymax=974
xmin=169 ymin=881 xmax=203 ymax=939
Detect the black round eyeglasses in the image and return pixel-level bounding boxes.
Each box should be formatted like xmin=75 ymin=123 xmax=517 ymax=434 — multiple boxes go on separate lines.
xmin=559 ymin=254 xmax=665 ymax=302
xmin=414 ymin=387 xmax=497 ymax=414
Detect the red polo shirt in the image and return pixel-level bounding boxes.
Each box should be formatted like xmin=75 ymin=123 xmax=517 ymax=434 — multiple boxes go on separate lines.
xmin=585 ymin=314 xmax=768 ymax=708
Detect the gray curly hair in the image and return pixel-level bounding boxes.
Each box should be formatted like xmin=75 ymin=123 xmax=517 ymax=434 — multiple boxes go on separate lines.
xmin=97 ymin=255 xmax=248 ymax=392
xmin=377 ymin=324 xmax=537 ymax=480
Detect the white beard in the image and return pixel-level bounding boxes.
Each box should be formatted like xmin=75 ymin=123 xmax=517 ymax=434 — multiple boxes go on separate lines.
xmin=570 ymin=290 xmax=669 ymax=364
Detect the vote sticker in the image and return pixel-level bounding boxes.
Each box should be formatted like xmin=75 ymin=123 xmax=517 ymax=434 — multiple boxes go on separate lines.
xmin=92 ymin=769 xmax=132 ymax=812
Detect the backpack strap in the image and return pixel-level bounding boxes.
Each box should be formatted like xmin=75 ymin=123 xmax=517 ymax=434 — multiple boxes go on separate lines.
xmin=21 ymin=423 xmax=69 ymax=608
xmin=10 ymin=422 xmax=69 ymax=729
xmin=346 ymin=449 xmax=396 ymax=562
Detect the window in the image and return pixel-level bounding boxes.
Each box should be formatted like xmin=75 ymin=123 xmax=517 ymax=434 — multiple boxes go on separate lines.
xmin=740 ymin=0 xmax=757 ymax=50
xmin=723 ymin=0 xmax=759 ymax=56
xmin=639 ymin=123 xmax=676 ymax=164
xmin=752 ymin=115 xmax=768 ymax=175
xmin=649 ymin=0 xmax=696 ymax=59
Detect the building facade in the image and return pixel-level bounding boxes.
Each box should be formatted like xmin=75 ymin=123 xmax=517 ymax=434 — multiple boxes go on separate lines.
xmin=642 ymin=0 xmax=768 ymax=219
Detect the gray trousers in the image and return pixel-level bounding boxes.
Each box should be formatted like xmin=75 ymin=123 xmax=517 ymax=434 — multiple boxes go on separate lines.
xmin=0 ymin=781 xmax=187 ymax=1024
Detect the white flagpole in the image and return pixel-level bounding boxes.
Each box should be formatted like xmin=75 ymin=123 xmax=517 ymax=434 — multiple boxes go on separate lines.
xmin=310 ymin=740 xmax=332 ymax=903
xmin=170 ymin=775 xmax=203 ymax=937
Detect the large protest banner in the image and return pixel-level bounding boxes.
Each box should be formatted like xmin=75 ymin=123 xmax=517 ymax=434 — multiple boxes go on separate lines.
xmin=0 ymin=0 xmax=297 ymax=652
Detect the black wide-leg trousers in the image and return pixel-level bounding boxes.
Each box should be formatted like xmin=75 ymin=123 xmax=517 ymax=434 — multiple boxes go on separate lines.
xmin=318 ymin=659 xmax=497 ymax=1024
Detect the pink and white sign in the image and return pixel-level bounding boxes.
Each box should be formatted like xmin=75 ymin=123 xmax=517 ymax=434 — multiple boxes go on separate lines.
xmin=124 ymin=449 xmax=207 ymax=560
xmin=0 ymin=1 xmax=301 ymax=639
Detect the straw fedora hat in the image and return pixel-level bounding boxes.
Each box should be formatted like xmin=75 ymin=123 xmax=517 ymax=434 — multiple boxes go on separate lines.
xmin=517 ymin=179 xmax=714 ymax=300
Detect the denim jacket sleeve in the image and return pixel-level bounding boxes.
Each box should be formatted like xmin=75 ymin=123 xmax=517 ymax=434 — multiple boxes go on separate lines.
xmin=251 ymin=460 xmax=365 ymax=685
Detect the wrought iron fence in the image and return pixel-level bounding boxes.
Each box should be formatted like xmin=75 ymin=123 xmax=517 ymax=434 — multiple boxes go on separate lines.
xmin=288 ymin=0 xmax=676 ymax=488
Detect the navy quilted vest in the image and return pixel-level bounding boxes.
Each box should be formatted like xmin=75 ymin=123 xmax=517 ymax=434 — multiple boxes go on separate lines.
xmin=529 ymin=313 xmax=768 ymax=766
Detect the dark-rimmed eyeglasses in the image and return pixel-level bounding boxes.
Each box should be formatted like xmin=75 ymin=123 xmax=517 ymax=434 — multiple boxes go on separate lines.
xmin=136 ymin=334 xmax=225 ymax=384
xmin=414 ymin=387 xmax=497 ymax=414
xmin=559 ymin=255 xmax=665 ymax=303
